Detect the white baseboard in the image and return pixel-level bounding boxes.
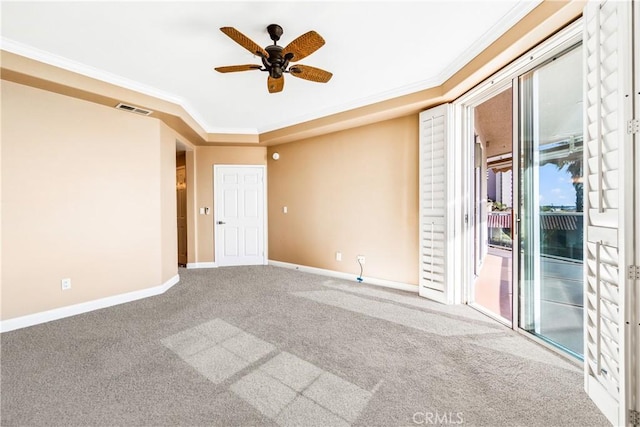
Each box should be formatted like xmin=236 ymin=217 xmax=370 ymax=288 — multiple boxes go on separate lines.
xmin=0 ymin=274 xmax=180 ymax=333
xmin=186 ymin=262 xmax=218 ymax=269
xmin=268 ymin=260 xmax=418 ymax=293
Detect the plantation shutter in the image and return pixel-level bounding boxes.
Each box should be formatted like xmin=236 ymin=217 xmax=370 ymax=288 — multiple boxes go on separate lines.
xmin=583 ymin=1 xmax=635 ymax=425
xmin=419 ymin=104 xmax=454 ymax=304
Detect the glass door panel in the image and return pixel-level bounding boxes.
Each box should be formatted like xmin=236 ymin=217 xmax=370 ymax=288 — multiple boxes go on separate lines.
xmin=518 ymin=45 xmax=584 ymax=357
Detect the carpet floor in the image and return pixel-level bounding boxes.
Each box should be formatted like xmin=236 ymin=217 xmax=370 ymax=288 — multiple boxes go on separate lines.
xmin=1 ymin=266 xmax=609 ymax=426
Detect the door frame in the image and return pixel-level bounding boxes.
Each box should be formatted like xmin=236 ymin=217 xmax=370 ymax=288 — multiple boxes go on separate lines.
xmin=454 ymin=20 xmax=583 ymax=338
xmin=213 ymin=164 xmax=268 ymax=266
xmin=457 ymin=79 xmax=515 ymax=326
xmin=634 ymin=0 xmax=640 ymax=415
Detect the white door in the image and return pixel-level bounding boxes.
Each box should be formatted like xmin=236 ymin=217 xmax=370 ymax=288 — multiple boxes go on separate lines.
xmin=583 ymin=1 xmax=637 ymax=425
xmin=419 ymin=104 xmax=454 ymax=304
xmin=214 ymin=165 xmax=266 ymax=267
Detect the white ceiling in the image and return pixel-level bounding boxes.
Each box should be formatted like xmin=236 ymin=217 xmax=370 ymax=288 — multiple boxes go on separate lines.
xmin=1 ymin=1 xmax=540 ymax=135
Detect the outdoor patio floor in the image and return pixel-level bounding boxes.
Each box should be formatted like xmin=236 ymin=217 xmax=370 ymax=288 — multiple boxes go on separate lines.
xmin=473 ymin=246 xmax=583 ymax=355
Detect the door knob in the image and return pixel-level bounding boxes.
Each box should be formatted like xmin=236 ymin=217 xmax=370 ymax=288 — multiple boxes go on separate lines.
xmin=217 ymin=221 xmax=226 ymax=225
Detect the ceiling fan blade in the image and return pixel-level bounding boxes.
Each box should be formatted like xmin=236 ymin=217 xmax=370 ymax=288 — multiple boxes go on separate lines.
xmin=282 ymin=31 xmax=325 ymax=61
xmin=215 ymin=64 xmax=262 ymax=73
xmin=268 ymin=76 xmax=284 ymax=93
xmin=220 ymin=27 xmax=267 ymax=57
xmin=289 ymin=65 xmax=333 ymax=83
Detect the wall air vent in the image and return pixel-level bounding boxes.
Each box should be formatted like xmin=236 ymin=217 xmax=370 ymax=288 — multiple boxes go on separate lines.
xmin=115 ymin=103 xmax=153 ymax=116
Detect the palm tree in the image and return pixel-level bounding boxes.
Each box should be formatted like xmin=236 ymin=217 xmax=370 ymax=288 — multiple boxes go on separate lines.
xmin=550 ymin=158 xmax=583 ymax=212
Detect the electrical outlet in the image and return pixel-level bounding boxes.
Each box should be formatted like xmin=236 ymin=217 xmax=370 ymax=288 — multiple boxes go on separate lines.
xmin=61 ymin=278 xmax=71 ymax=290
xmin=357 ymin=255 xmax=365 ymax=264
xmin=336 ymin=251 xmax=342 ymax=261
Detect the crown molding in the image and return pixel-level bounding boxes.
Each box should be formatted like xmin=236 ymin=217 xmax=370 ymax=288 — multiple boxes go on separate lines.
xmin=1 ymin=0 xmax=579 ymax=145
xmin=0 ymin=37 xmax=217 ymax=133
xmin=256 ymin=0 xmax=541 ymax=134
xmin=435 ymin=0 xmax=542 ymax=84
xmin=1 ymin=38 xmax=183 ymax=104
xmin=256 ymin=76 xmax=442 ymax=134
xmin=206 ymin=127 xmax=259 ymax=135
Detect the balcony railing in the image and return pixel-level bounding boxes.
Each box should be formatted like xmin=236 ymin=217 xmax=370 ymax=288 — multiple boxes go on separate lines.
xmin=487 ymin=211 xmax=584 ymax=261
xmin=487 ymin=212 xmax=512 ymax=248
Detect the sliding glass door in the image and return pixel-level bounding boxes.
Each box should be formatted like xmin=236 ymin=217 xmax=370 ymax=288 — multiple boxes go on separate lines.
xmin=517 ymin=44 xmax=584 ymax=357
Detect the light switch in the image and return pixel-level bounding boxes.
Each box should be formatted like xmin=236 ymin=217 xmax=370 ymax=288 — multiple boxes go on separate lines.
xmin=283 ymin=206 xmax=288 ymax=214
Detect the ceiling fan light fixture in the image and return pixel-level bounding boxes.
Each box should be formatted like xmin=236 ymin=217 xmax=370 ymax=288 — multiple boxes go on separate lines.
xmin=215 ymin=24 xmax=332 ymax=93
xmin=270 ymin=67 xmax=284 ymax=79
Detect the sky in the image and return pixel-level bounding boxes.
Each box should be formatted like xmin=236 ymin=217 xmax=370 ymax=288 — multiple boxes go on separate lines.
xmin=538 ymin=163 xmax=576 ymax=207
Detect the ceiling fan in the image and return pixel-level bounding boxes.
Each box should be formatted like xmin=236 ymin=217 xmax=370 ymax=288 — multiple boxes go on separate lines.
xmin=215 ymin=24 xmax=333 ymax=93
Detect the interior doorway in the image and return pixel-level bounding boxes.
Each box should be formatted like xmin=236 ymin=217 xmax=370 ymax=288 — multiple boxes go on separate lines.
xmin=176 ymin=142 xmax=194 ymax=269
xmin=470 ymin=88 xmax=514 ymax=324
xmin=176 ymin=151 xmax=188 ymax=267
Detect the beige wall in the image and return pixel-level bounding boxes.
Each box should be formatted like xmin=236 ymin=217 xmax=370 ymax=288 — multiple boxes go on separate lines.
xmin=1 ymin=80 xmax=178 ymax=320
xmin=194 ymin=146 xmax=267 ymax=263
xmin=268 ymin=115 xmax=419 ymax=285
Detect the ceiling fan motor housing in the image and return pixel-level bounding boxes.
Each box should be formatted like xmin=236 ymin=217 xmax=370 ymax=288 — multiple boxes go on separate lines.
xmin=263 ymin=44 xmax=289 ymax=79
